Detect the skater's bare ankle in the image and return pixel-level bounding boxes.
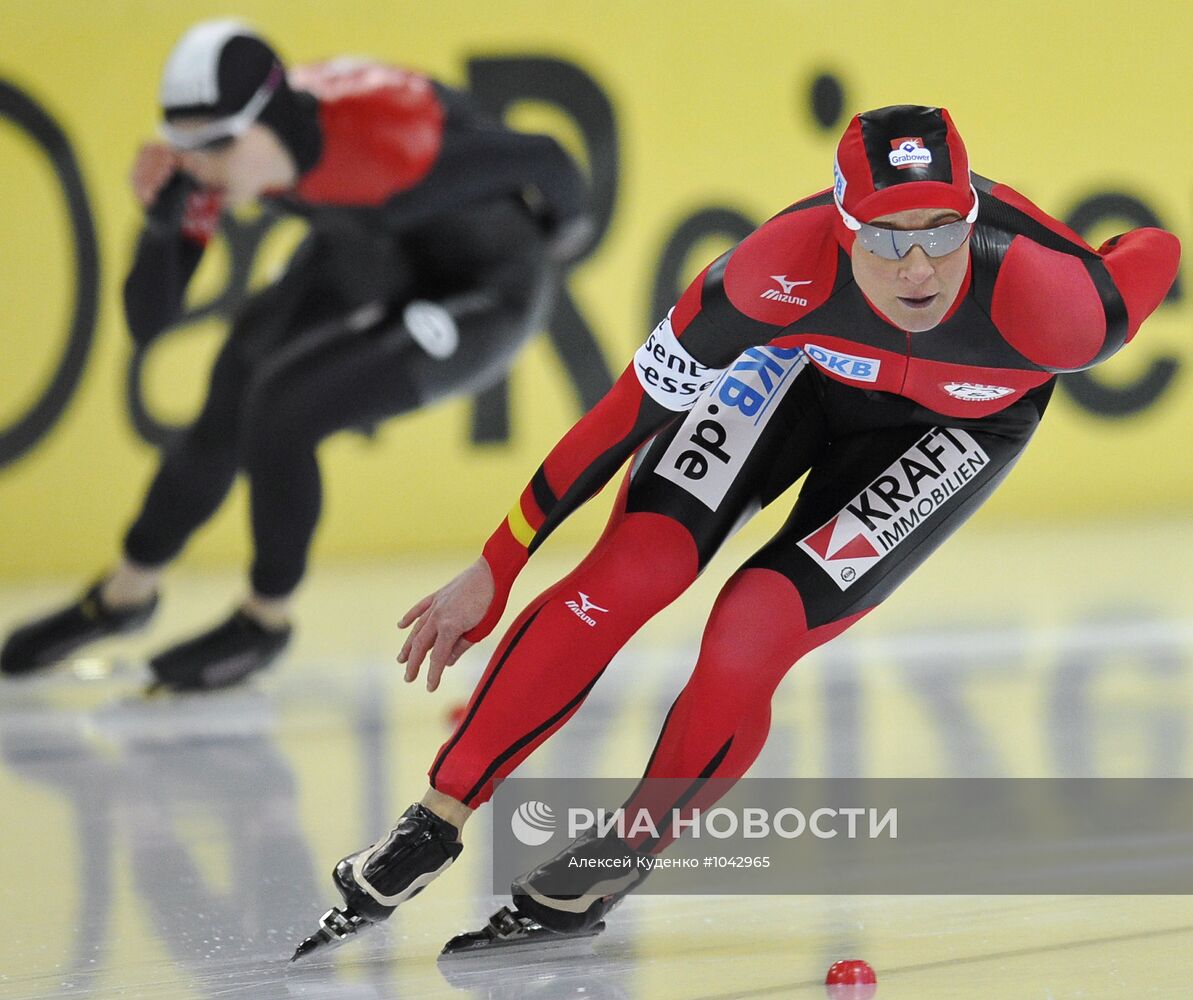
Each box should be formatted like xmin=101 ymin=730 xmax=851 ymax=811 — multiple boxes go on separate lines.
xmin=242 ymin=592 xmax=292 ymax=631
xmin=422 ymin=788 xmax=472 ymax=839
xmin=101 ymin=559 xmax=161 ymax=610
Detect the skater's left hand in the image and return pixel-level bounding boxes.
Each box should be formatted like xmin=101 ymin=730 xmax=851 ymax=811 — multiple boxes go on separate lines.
xmin=397 ymin=558 xmax=494 ymax=691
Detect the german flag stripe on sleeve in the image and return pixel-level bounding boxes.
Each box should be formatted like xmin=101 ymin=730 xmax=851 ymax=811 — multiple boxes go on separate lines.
xmin=506 ymin=499 xmax=537 ymax=549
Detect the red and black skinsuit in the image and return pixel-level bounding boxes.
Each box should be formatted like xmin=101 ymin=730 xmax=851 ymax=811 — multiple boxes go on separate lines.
xmin=122 ymin=61 xmax=589 ymax=598
xmin=429 ymin=176 xmax=1180 ymax=828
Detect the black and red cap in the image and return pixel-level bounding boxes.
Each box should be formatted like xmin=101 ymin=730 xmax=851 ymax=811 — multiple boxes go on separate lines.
xmin=833 ymin=105 xmax=977 ymax=228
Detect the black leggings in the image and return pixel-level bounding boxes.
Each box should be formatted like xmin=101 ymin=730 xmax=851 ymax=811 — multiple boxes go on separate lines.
xmin=124 ymin=212 xmax=552 ymax=596
xmin=626 ymin=348 xmax=1056 ymax=627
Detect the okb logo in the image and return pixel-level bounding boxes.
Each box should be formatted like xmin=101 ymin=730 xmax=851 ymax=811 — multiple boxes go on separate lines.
xmin=803 ymin=344 xmax=881 ymax=384
xmin=656 ymin=346 xmax=806 ymax=510
xmin=798 ymin=428 xmax=990 ymax=590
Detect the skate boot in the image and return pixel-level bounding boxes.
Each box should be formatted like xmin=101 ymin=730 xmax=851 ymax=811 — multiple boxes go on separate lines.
xmin=1 ymin=580 xmax=158 ymax=676
xmin=440 ymin=827 xmax=647 ymax=958
xmin=512 ymin=826 xmax=649 ymax=933
xmin=291 ymin=803 xmax=462 ymax=962
xmin=148 ymin=609 xmax=290 ymax=691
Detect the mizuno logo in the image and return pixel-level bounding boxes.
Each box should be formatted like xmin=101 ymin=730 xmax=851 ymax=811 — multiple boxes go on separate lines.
xmin=771 ymin=275 xmax=812 ymax=294
xmin=760 ymin=274 xmax=811 ymax=305
xmin=566 ymin=592 xmax=608 ymax=627
xmin=577 ymin=593 xmax=606 ymax=614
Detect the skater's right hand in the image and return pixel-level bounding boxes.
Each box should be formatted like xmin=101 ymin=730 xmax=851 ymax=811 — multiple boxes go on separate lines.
xmin=131 ymin=143 xmax=182 ymax=208
xmin=398 ymin=558 xmax=495 ymax=692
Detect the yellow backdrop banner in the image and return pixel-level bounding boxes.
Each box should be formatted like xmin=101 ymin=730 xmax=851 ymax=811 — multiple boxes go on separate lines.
xmin=1 ymin=1 xmax=1188 ymax=578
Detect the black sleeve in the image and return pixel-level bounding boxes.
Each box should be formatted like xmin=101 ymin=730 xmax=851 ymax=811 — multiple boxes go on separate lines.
xmin=380 ymin=93 xmax=590 ymax=236
xmin=123 ymin=175 xmax=207 ymax=348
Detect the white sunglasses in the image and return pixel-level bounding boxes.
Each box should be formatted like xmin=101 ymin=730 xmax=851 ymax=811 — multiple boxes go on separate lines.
xmin=159 ymin=66 xmax=281 ymax=151
xmin=835 ymin=183 xmax=980 ymax=259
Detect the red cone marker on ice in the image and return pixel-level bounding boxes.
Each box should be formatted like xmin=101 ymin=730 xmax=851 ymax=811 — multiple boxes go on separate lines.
xmin=825 ymin=959 xmax=877 ymax=999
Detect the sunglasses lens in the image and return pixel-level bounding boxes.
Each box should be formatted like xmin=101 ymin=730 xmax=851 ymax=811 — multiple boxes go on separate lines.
xmin=918 ymin=223 xmax=970 ymax=257
xmin=161 ymin=123 xmax=239 ymax=152
xmin=857 ymin=220 xmax=971 ymax=259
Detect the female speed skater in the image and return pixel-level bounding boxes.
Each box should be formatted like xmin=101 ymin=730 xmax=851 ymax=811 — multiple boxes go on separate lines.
xmin=291 ymin=104 xmax=1180 ymax=959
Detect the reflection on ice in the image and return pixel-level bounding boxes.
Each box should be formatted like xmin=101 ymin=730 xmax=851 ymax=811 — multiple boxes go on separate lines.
xmin=1 ymin=527 xmax=1192 ymax=997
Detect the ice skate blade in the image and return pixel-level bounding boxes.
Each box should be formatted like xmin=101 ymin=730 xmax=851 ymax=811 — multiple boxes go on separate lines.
xmin=439 ymin=918 xmax=605 ymax=960
xmin=141 ymin=679 xmax=223 ymax=699
xmin=289 ymin=931 xmax=334 ymax=964
xmin=288 ymin=907 xmax=371 ymax=964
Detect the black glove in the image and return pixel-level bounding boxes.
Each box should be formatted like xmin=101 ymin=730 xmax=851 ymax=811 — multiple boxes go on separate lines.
xmin=125 ymin=173 xmax=204 ymax=348
xmin=145 ymin=172 xmax=199 ymax=237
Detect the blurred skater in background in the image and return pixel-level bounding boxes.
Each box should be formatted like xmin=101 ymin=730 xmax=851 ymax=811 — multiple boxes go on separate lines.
xmin=2 ymin=19 xmax=591 ymax=691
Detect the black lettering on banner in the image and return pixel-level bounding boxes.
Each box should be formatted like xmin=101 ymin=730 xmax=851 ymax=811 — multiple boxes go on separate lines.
xmin=126 ymin=209 xmax=281 ymax=448
xmin=466 ymin=56 xmax=618 ymax=443
xmin=917 ymin=435 xmax=948 ymax=473
xmin=846 ymin=492 xmax=889 ymax=528
xmin=900 ymin=456 xmax=936 ymax=493
xmin=870 ymin=474 xmax=912 ymax=510
xmin=1061 ymin=193 xmax=1182 ymax=418
xmin=651 ymin=207 xmax=756 ymax=329
xmin=0 ymin=81 xmax=99 ymax=469
xmin=807 ymin=72 xmax=846 ymax=131
xmin=674 ymin=450 xmax=709 ymax=480
xmin=689 ymin=418 xmax=731 ymax=464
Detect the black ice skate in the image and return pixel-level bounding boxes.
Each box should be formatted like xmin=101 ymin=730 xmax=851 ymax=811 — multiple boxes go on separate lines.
xmin=439 ymin=904 xmax=606 ymax=960
xmin=291 ymin=803 xmax=462 ymax=962
xmin=512 ymin=826 xmax=649 ymax=934
xmin=148 ymin=610 xmax=290 ymax=691
xmin=440 ymin=827 xmax=646 ymax=958
xmin=1 ymin=580 xmax=158 ymax=676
